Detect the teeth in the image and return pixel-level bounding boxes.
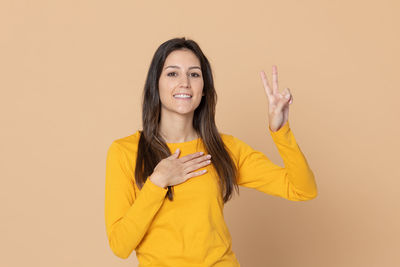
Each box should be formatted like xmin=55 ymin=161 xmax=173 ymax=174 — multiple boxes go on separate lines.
xmin=174 ymin=94 xmax=191 ymax=98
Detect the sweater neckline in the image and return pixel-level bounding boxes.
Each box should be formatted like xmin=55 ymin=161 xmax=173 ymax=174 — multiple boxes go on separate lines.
xmin=166 ymin=137 xmax=201 ymax=147
xmin=136 ymin=130 xmax=202 ymax=147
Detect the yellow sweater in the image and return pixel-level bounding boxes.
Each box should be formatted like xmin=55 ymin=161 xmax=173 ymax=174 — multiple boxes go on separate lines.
xmin=104 ymin=121 xmax=318 ymax=266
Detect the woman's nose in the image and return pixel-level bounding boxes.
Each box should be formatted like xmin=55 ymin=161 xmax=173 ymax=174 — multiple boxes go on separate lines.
xmin=180 ymin=74 xmax=190 ymax=87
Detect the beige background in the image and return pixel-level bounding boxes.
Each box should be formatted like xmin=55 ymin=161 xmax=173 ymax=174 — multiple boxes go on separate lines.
xmin=1 ymin=0 xmax=399 ymax=266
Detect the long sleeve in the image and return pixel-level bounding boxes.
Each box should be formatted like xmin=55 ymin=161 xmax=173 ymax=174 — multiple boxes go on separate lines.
xmin=104 ymin=141 xmax=168 ymax=259
xmin=232 ymin=120 xmax=318 ymax=201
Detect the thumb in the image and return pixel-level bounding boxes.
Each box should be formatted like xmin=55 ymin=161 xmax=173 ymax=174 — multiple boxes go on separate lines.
xmin=277 ymin=88 xmax=291 ymax=110
xmin=170 ymin=148 xmax=180 ymax=158
xmin=283 ymin=88 xmax=291 ymax=101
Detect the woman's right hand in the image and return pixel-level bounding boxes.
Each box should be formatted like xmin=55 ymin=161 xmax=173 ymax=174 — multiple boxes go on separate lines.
xmin=149 ymin=148 xmax=212 ymax=188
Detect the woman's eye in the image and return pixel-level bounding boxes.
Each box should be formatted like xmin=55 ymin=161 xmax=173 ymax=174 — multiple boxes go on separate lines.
xmin=167 ymin=72 xmax=200 ymax=77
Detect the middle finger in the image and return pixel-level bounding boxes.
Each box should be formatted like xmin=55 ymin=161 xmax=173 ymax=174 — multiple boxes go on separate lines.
xmin=272 ymin=65 xmax=278 ymax=93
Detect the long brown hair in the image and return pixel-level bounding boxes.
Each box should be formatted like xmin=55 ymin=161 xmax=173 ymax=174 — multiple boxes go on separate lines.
xmin=135 ymin=37 xmax=239 ymax=203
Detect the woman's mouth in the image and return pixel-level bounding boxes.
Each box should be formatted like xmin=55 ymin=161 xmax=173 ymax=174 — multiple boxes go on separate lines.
xmin=173 ymin=94 xmax=192 ymax=100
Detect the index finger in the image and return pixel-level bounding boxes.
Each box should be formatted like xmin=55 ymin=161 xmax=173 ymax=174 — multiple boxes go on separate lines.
xmin=260 ymin=70 xmax=272 ymax=97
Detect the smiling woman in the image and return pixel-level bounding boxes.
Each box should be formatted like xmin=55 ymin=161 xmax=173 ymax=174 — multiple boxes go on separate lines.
xmin=104 ymin=37 xmax=318 ymax=266
xmin=158 ymin=49 xmax=204 ymax=123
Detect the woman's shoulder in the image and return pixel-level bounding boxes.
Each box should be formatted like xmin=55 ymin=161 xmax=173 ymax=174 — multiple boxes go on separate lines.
xmin=219 ymin=132 xmax=234 ymax=142
xmin=108 ymin=130 xmax=141 ymax=155
xmin=219 ymin=132 xmax=246 ymax=148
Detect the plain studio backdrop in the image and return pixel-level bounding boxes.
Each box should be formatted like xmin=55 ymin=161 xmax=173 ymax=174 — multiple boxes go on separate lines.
xmin=1 ymin=0 xmax=399 ymax=266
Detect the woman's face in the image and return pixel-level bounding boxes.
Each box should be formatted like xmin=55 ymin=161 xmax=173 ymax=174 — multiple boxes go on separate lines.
xmin=158 ymin=49 xmax=204 ymax=117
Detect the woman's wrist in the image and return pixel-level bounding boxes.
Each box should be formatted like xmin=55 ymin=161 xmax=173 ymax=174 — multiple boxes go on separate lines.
xmin=150 ymin=173 xmax=167 ymax=189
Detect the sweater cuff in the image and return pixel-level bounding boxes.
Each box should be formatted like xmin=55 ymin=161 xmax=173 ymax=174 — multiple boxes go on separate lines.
xmin=269 ymin=120 xmax=290 ymax=136
xmin=144 ymin=176 xmax=169 ymax=194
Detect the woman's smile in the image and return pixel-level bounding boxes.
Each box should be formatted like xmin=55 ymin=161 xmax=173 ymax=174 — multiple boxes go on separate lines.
xmin=173 ymin=95 xmax=192 ymax=100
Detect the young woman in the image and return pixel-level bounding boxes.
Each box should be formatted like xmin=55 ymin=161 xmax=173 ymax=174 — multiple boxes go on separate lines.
xmin=105 ymin=37 xmax=318 ymax=266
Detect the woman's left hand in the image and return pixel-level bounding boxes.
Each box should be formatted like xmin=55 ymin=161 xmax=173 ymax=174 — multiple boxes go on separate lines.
xmin=260 ymin=65 xmax=293 ymax=132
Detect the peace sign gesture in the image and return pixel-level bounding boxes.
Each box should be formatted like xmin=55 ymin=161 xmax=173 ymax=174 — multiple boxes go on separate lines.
xmin=260 ymin=65 xmax=293 ymax=132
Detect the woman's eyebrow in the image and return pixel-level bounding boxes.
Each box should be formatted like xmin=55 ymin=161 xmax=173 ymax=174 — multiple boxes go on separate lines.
xmin=165 ymin=65 xmax=201 ymax=70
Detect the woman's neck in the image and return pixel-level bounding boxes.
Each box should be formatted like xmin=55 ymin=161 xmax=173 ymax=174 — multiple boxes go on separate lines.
xmin=158 ymin=114 xmax=198 ymax=143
